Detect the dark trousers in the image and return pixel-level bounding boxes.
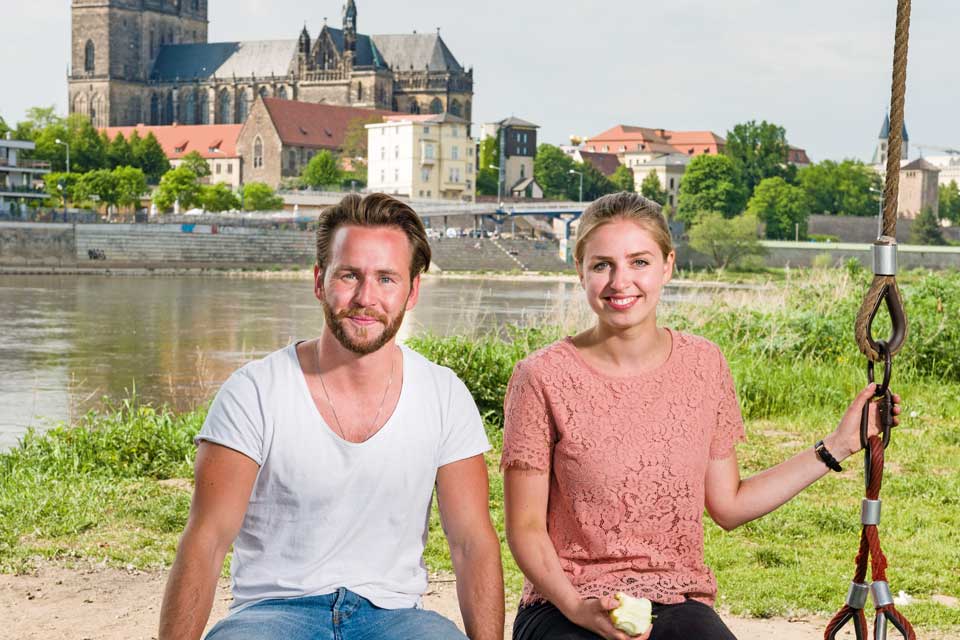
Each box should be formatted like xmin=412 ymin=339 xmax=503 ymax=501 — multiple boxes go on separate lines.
xmin=513 ymin=599 xmax=737 ymax=640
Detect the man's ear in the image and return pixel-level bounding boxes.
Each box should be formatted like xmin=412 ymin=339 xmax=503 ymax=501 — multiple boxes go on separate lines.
xmin=314 ymin=264 xmax=324 ymax=301
xmin=406 ymin=274 xmax=421 ymax=311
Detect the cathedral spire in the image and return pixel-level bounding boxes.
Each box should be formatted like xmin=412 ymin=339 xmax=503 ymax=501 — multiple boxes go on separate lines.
xmin=342 ymin=0 xmax=357 ymax=53
xmin=298 ymin=24 xmax=311 ymax=56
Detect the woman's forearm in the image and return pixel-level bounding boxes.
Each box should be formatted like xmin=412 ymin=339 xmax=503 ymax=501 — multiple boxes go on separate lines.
xmin=507 ymin=527 xmax=583 ymax=616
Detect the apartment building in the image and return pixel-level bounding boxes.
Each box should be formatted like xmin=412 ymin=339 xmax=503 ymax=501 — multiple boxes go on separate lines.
xmin=0 ymin=135 xmax=50 ymax=215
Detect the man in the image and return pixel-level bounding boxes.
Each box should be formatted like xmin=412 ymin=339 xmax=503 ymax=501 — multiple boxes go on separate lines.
xmin=159 ymin=193 xmax=504 ymax=640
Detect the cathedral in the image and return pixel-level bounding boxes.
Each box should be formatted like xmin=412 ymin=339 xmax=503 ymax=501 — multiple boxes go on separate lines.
xmin=68 ymin=0 xmax=473 ymax=128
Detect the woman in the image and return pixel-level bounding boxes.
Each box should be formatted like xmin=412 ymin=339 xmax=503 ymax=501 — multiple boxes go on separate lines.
xmin=502 ymin=192 xmax=899 ymax=640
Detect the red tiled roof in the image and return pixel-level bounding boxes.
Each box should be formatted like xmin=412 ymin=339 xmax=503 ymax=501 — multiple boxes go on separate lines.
xmin=102 ymin=124 xmax=243 ymax=159
xmin=261 ymin=98 xmax=395 ymax=150
xmin=578 ymin=151 xmax=621 ymax=177
xmin=584 ymin=124 xmax=726 ymax=156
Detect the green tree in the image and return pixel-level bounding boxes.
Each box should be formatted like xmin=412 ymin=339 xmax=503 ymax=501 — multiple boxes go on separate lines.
xmin=43 ymin=171 xmax=80 ymax=205
xmin=242 ymin=182 xmax=284 ymax=211
xmin=75 ymin=169 xmax=120 ymax=212
xmin=798 ymin=159 xmax=882 ymax=216
xmin=153 ymin=166 xmax=202 ymax=212
xmin=106 ymin=132 xmax=135 ymax=169
xmin=31 ymin=113 xmax=106 ymax=173
xmin=724 ymin=119 xmax=795 ymax=195
xmin=534 ymin=144 xmax=579 ymax=200
xmin=688 ymin=211 xmax=766 ymax=269
xmin=477 ymin=135 xmax=501 ymax=197
xmin=0 ymin=116 xmax=9 ymax=139
xmin=134 ymin=132 xmax=172 ymax=183
xmin=910 ymin=206 xmax=946 ymax=245
xmin=640 ymin=172 xmax=668 ymax=206
xmin=938 ymin=180 xmax=960 ymax=224
xmin=342 ymin=115 xmax=384 ymax=161
xmin=113 ymin=166 xmax=147 ymax=211
xmin=579 ymin=162 xmax=616 ymax=201
xmin=301 ymin=150 xmax=342 ymax=188
xmin=610 ymin=164 xmax=635 ymax=193
xmin=179 ymin=150 xmax=211 ymax=178
xmin=199 ymin=183 xmax=241 ymax=212
xmin=676 ymin=154 xmax=748 ymax=223
xmin=746 ymin=176 xmax=810 ymax=240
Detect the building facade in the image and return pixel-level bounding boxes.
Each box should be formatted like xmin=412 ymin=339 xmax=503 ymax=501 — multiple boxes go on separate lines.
xmin=0 ymin=136 xmax=51 ymax=215
xmin=896 ymin=158 xmax=940 ymax=219
xmin=481 ymin=117 xmax=541 ymax=199
xmin=102 ymin=123 xmax=244 ymax=189
xmin=366 ymin=114 xmax=475 ymax=202
xmin=237 ymin=97 xmax=393 ymax=188
xmin=69 ymin=0 xmax=473 ymax=128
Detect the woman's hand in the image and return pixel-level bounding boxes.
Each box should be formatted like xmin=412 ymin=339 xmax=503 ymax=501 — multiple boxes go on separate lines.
xmin=564 ymin=597 xmax=651 ymax=640
xmin=824 ymin=383 xmax=901 ymax=461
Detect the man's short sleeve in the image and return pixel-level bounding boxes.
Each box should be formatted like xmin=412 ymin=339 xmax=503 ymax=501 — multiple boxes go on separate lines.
xmin=710 ymin=348 xmax=746 ymax=460
xmin=438 ymin=370 xmax=491 ymax=467
xmin=196 ymin=369 xmax=265 ymax=465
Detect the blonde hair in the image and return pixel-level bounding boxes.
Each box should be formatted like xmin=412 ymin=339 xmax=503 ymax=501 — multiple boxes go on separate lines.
xmin=573 ymin=191 xmax=673 ymax=265
xmin=316 ymin=193 xmax=431 ymax=279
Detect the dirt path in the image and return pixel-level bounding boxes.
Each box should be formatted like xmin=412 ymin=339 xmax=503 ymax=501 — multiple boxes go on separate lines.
xmin=0 ymin=562 xmax=945 ymax=639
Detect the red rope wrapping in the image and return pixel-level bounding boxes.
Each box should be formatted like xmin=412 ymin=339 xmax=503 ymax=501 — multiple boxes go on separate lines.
xmin=823 ymin=436 xmax=916 ymax=639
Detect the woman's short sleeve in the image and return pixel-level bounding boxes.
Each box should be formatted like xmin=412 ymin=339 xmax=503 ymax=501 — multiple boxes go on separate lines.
xmin=710 ymin=349 xmax=746 ymax=460
xmin=501 ymin=358 xmax=555 ymax=472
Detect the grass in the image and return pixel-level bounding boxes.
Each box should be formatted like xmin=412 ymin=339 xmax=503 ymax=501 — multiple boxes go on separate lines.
xmin=1 ymin=268 xmax=958 ymax=632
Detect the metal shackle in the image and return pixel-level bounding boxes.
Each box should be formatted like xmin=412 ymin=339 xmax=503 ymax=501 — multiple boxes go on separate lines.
xmin=846 ymin=581 xmax=870 ymax=609
xmin=872 ymin=580 xmax=894 ymax=608
xmin=862 ymin=499 xmax=882 ymax=526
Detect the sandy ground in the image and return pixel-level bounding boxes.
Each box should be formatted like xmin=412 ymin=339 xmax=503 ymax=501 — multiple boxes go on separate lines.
xmin=4 ymin=562 xmax=947 ymax=640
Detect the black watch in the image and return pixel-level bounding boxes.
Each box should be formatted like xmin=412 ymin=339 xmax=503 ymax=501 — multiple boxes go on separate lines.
xmin=814 ymin=439 xmax=843 ymax=472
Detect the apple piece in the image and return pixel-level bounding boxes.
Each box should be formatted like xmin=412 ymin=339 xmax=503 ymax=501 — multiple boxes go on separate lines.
xmin=609 ymin=592 xmax=653 ymax=636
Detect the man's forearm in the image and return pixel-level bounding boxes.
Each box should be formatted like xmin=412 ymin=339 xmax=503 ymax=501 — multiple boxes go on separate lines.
xmin=451 ymin=528 xmax=505 ymax=640
xmin=158 ymin=533 xmax=225 ymax=640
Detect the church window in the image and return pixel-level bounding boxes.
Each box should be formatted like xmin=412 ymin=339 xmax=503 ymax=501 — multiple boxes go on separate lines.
xmin=277 ymin=86 xmax=288 ymax=100
xmin=150 ymin=94 xmax=160 ymax=125
xmin=217 ymin=90 xmax=231 ymax=124
xmin=259 ymin=86 xmax=269 ymax=101
xmin=408 ymin=100 xmax=419 ymax=115
xmin=238 ymin=91 xmax=251 ymax=122
xmin=84 ymin=40 xmax=95 ymax=73
xmin=164 ymin=92 xmax=174 ymax=125
xmin=357 ymin=82 xmax=363 ymax=102
xmin=198 ymin=92 xmax=209 ymax=124
xmin=184 ymin=91 xmax=196 ymax=125
xmin=429 ymin=98 xmax=442 ymax=114
xmin=253 ymin=137 xmax=264 ymax=169
xmin=449 ymin=99 xmax=462 ymax=117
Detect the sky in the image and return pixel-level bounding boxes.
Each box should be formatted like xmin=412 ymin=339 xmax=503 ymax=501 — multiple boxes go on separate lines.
xmin=2 ymin=1 xmax=958 ymax=162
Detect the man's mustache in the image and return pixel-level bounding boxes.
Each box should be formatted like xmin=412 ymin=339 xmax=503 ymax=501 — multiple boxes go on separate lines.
xmin=336 ymin=307 xmax=388 ymax=323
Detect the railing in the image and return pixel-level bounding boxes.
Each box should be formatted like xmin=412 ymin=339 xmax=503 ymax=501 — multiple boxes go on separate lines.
xmin=0 ymin=158 xmax=51 ymax=170
xmin=301 ymin=69 xmax=348 ymax=82
xmin=0 ymin=185 xmax=50 ymax=196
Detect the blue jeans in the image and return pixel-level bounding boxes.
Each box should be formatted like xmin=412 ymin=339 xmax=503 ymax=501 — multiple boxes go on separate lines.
xmin=205 ymin=588 xmax=467 ymax=640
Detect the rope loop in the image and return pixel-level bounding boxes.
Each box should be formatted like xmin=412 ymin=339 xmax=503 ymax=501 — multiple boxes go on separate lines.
xmin=855 ymin=277 xmax=908 ymax=362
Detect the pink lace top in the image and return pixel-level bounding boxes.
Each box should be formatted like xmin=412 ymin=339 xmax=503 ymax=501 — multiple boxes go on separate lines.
xmin=501 ymin=329 xmax=746 ymax=607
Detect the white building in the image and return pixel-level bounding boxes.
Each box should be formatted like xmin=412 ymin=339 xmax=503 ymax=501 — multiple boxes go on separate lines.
xmin=628 ymin=153 xmax=690 ymax=209
xmin=923 ymin=154 xmax=960 ymax=188
xmin=366 ymin=114 xmax=475 ymax=202
xmin=0 ymin=135 xmax=51 ymax=216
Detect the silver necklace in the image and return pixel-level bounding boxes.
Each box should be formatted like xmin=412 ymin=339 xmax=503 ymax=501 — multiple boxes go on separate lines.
xmin=316 ymin=341 xmax=396 ymax=441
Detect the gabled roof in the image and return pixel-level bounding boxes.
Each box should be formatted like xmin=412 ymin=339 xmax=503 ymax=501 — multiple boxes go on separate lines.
xmin=371 ymin=33 xmax=463 ymax=72
xmin=902 ymin=157 xmax=940 ymax=172
xmin=577 ymin=151 xmax=621 ymax=177
xmin=152 ymin=41 xmax=298 ymax=81
xmin=498 ymin=116 xmax=538 ymax=129
xmin=101 ymin=124 xmax=243 ymax=159
xmin=261 ymin=98 xmax=394 ymax=149
xmin=322 ymin=27 xmax=388 ymax=69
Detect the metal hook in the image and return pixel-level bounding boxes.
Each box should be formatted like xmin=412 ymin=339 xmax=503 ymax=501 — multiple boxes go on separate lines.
xmin=874 ymin=608 xmax=912 ymax=640
xmin=827 ymin=609 xmax=867 ymax=640
xmin=864 ymin=284 xmax=907 ymax=359
xmin=867 ymin=341 xmax=892 ymax=398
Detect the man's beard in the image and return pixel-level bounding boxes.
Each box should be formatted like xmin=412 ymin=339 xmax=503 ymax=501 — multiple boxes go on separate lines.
xmin=322 ymin=300 xmax=406 ymax=355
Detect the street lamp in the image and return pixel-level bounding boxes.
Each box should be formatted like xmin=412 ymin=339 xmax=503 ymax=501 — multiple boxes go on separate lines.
xmin=55 ymin=138 xmax=71 ymax=174
xmin=488 ymin=164 xmax=502 ymax=204
xmin=568 ymin=169 xmax=583 ymax=203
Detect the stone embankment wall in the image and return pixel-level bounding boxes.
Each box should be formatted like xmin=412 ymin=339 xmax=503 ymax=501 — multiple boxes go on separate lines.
xmin=2 ymin=223 xmax=959 ymax=272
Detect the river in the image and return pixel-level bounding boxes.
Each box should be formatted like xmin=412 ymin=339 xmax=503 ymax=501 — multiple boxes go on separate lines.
xmin=0 ymin=273 xmax=720 ymax=450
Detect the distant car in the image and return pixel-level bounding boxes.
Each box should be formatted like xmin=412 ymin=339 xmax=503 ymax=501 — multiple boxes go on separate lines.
xmin=445 ymin=227 xmax=459 ymax=239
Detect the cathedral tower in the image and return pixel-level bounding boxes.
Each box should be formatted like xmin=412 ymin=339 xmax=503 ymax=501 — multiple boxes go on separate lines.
xmin=69 ymin=0 xmax=209 ymax=127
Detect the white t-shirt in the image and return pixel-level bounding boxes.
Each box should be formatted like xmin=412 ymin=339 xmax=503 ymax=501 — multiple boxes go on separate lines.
xmin=196 ymin=342 xmax=490 ymax=613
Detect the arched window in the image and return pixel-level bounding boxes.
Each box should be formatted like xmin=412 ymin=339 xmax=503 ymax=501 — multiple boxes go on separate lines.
xmin=408 ymin=100 xmax=419 ymax=114
xmin=276 ymin=86 xmax=288 ymax=100
xmin=253 ymin=136 xmax=264 ymax=169
xmin=74 ymin=93 xmax=89 ymax=119
xmin=150 ymin=94 xmax=160 ymax=125
xmin=217 ymin=89 xmax=231 ymax=123
xmin=164 ymin=92 xmax=174 ymax=125
xmin=91 ymin=94 xmax=105 ymax=127
xmin=198 ymin=91 xmax=209 ymax=124
xmin=184 ymin=91 xmax=196 ymax=124
xmin=429 ymin=98 xmax=443 ymax=114
xmin=449 ymin=99 xmax=462 ymax=117
xmin=238 ymin=89 xmax=251 ymax=122
xmin=84 ymin=40 xmax=95 ymax=73
xmin=258 ymin=86 xmax=269 ymax=101
xmin=357 ymin=82 xmax=363 ymax=102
